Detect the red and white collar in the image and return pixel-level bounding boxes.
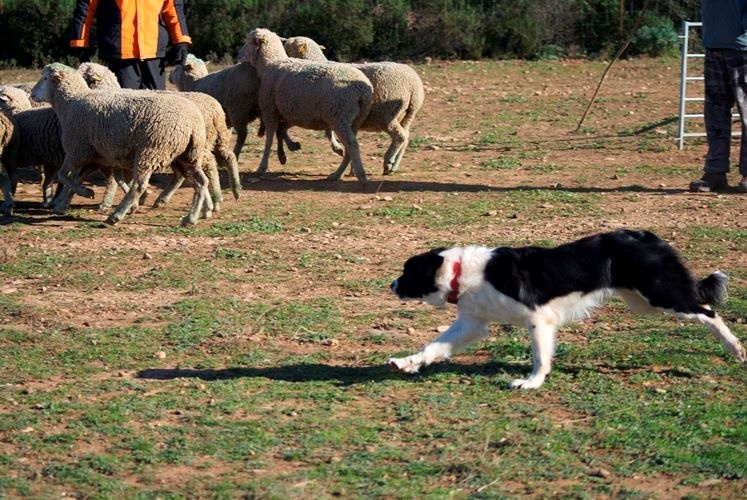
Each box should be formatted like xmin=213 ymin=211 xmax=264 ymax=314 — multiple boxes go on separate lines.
xmin=446 ymin=260 xmax=461 ymax=304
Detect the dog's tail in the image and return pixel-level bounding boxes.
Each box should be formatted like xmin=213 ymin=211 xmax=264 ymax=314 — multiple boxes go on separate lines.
xmin=697 ymin=271 xmax=729 ymax=306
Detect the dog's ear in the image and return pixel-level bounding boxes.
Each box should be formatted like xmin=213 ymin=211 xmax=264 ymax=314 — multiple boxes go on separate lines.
xmin=403 ymin=248 xmax=446 ymax=276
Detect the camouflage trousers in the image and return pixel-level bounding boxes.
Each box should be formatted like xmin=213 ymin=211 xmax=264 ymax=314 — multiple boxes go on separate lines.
xmin=703 ymin=49 xmax=747 ymax=176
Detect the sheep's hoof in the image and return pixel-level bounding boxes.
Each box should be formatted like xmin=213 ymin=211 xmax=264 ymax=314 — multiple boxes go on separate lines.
xmin=326 ymin=173 xmax=343 ymax=181
xmin=278 ymin=153 xmax=287 ymax=165
xmin=105 ymin=215 xmax=120 ymax=226
xmin=1 ymin=204 xmax=14 ymax=216
xmin=82 ymin=187 xmax=96 ymax=199
xmin=287 ymin=141 xmax=301 ymax=152
xmin=97 ymin=203 xmax=112 ymax=211
xmin=180 ymin=217 xmax=197 ymax=227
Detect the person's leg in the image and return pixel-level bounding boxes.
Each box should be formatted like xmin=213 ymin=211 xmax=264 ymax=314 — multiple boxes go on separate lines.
xmin=105 ymin=58 xmax=143 ymax=90
xmin=138 ymin=59 xmax=167 ymax=90
xmin=691 ymin=49 xmax=733 ymax=192
xmin=725 ymin=49 xmax=747 ymax=192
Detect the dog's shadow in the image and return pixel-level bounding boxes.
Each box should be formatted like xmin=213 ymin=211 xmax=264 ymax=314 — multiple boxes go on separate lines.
xmin=136 ymin=361 xmax=535 ymax=386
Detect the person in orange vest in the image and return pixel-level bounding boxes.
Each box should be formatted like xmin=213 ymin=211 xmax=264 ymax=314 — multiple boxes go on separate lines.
xmin=70 ymin=0 xmax=191 ymax=90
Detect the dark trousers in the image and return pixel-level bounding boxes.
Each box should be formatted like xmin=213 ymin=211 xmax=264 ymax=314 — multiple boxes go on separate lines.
xmin=703 ymin=48 xmax=747 ymax=176
xmin=105 ymin=58 xmax=167 ymax=90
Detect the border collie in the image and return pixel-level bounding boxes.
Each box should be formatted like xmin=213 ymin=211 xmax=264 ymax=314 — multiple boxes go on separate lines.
xmin=389 ymin=229 xmax=745 ymax=389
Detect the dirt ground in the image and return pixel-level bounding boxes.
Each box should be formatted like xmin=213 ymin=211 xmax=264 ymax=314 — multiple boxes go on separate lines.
xmin=1 ymin=56 xmax=746 ymax=496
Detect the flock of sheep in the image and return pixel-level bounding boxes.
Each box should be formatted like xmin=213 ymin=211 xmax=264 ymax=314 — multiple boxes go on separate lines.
xmin=0 ymin=28 xmax=425 ymax=226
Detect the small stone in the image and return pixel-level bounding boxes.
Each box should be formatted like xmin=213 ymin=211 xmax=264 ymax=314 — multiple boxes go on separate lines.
xmin=436 ymin=325 xmax=449 ymax=333
xmin=155 ymin=351 xmax=167 ymax=359
xmin=143 ymin=252 xmax=152 ymax=260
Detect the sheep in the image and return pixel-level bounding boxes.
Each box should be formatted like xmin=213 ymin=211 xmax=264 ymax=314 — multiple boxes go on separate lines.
xmin=283 ymin=36 xmax=425 ymax=174
xmin=0 ymin=85 xmax=64 ymax=207
xmin=76 ymin=62 xmax=241 ymax=212
xmin=168 ymin=54 xmax=301 ymax=164
xmin=31 ymin=63 xmax=212 ymax=227
xmin=239 ymin=28 xmax=373 ymax=182
xmin=0 ymin=111 xmax=19 ymax=215
xmin=2 ymin=83 xmax=48 ymax=108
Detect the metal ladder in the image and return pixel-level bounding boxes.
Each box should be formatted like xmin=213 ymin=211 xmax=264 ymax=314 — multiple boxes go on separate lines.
xmin=677 ymin=21 xmax=704 ymax=150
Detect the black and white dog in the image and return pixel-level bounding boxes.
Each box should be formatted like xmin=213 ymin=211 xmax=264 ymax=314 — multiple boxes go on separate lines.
xmin=389 ymin=229 xmax=746 ymax=389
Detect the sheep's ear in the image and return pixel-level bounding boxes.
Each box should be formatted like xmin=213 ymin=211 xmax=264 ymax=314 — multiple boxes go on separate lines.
xmin=0 ymin=94 xmax=7 ymax=103
xmin=278 ymin=36 xmax=287 ymax=42
xmin=319 ymin=44 xmax=326 ymax=51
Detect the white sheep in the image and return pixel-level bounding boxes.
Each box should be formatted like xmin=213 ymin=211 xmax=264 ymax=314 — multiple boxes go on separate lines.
xmin=0 ymin=111 xmax=19 ymax=215
xmin=239 ymin=28 xmax=373 ymax=182
xmin=0 ymin=85 xmax=64 ymax=207
xmin=283 ymin=36 xmax=425 ymax=174
xmin=31 ymin=63 xmax=212 ymax=227
xmin=76 ymin=62 xmax=241 ymax=211
xmin=168 ymin=54 xmax=302 ymax=164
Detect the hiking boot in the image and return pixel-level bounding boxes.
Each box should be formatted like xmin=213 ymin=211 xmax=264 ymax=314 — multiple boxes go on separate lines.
xmin=689 ymin=172 xmax=728 ymax=192
xmin=738 ymin=176 xmax=747 ymax=193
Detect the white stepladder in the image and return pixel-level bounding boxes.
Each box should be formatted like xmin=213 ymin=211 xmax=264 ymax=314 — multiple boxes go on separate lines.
xmin=677 ymin=20 xmax=740 ymax=149
xmin=677 ymin=21 xmax=704 ymax=150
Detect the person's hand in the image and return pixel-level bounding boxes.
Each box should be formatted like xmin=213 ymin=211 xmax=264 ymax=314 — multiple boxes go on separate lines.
xmin=70 ymin=47 xmax=92 ymax=64
xmin=173 ymin=42 xmax=189 ymax=66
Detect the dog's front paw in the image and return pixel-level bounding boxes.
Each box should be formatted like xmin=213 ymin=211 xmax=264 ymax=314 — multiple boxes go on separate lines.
xmin=509 ymin=376 xmax=545 ymax=390
xmin=388 ymin=356 xmax=422 ymax=374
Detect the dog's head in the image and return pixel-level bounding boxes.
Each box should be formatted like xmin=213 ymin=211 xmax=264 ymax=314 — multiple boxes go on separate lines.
xmin=391 ymin=248 xmax=451 ymax=307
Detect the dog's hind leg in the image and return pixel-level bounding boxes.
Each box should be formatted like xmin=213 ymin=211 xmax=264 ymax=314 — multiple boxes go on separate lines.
xmin=688 ymin=311 xmax=746 ymax=362
xmin=389 ymin=317 xmax=489 ymax=373
xmin=510 ymin=314 xmax=558 ymax=390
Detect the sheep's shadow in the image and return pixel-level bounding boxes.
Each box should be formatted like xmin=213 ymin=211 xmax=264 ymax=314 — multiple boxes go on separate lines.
xmin=237 ymin=173 xmax=687 ymax=195
xmin=0 ymin=201 xmax=97 ymax=225
xmin=136 ymin=360 xmax=551 ymax=387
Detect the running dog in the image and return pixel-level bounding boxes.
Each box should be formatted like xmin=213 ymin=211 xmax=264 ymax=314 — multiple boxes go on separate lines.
xmin=389 ymin=229 xmax=746 ymax=389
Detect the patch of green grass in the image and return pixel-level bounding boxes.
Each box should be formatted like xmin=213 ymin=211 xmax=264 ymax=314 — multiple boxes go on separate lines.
xmin=479 ymin=156 xmax=521 ymax=170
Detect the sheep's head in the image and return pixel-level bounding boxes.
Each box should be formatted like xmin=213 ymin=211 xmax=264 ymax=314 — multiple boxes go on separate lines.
xmin=77 ymin=62 xmax=119 ymax=90
xmin=240 ymin=28 xmax=286 ymax=66
xmin=31 ymin=63 xmax=84 ymax=103
xmin=169 ymin=54 xmax=208 ymax=87
xmin=283 ymin=36 xmax=327 ymax=62
xmin=0 ymin=86 xmax=32 ymax=114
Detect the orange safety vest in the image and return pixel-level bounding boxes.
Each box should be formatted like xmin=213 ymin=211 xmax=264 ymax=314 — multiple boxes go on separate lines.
xmin=70 ymin=0 xmax=191 ymax=60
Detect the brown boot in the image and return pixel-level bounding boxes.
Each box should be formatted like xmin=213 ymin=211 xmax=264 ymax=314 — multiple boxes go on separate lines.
xmin=689 ymin=172 xmax=728 ymax=192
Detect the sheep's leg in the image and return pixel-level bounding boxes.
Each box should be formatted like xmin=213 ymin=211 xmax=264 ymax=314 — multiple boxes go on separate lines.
xmin=55 ymin=168 xmax=95 ymax=200
xmin=233 ymin=122 xmax=248 ymax=160
xmin=326 ymin=130 xmax=345 ymax=157
xmin=182 ymin=168 xmax=211 ymax=227
xmin=331 ymin=126 xmax=367 ymax=183
xmin=276 ymin=128 xmax=288 ymax=165
xmin=389 ymin=131 xmax=410 ymax=173
xmin=256 ymin=115 xmax=279 ymax=175
xmin=205 ymin=156 xmax=223 ymax=212
xmin=382 ymin=123 xmax=407 ymax=175
xmin=215 ymin=146 xmax=241 ymax=200
xmin=98 ymin=167 xmax=132 ymax=211
xmin=283 ymin=128 xmax=301 ymax=152
xmin=41 ymin=164 xmax=59 ymax=208
xmin=107 ymin=168 xmax=153 ymax=225
xmin=153 ymin=170 xmax=185 ymax=208
xmin=0 ymin=167 xmax=13 ymax=215
xmin=328 ymin=151 xmax=351 ymax=181
xmin=52 ymin=156 xmax=90 ymax=213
